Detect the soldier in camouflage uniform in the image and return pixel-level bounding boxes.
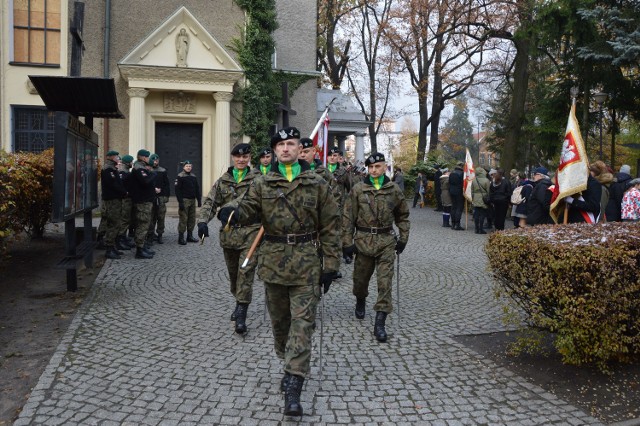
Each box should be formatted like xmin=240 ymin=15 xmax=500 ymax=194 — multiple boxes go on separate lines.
xmin=175 ymin=161 xmax=201 ymax=244
xmin=218 ymin=127 xmax=340 ymax=417
xmin=101 ymin=151 xmax=127 ymax=259
xmin=147 ymin=154 xmax=170 ymax=245
xmin=197 ymin=143 xmax=261 ymax=334
xmin=117 ymin=155 xmax=136 ymax=249
xmin=342 ymin=152 xmax=410 ymax=342
xmin=130 ymin=149 xmax=156 ymax=259
xmin=258 ymin=147 xmax=272 ymax=175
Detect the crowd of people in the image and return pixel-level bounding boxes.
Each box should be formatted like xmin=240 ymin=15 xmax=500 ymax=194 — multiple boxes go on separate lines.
xmin=431 ymin=162 xmax=639 ymax=232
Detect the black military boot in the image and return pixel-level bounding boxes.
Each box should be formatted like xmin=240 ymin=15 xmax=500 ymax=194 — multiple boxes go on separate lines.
xmin=143 ymin=242 xmax=156 ymax=256
xmin=96 ymin=233 xmax=107 ymax=250
xmin=178 ymin=233 xmax=187 ymax=245
xmin=235 ymin=303 xmax=249 ymax=334
xmin=186 ymin=232 xmax=199 ymax=243
xmin=284 ymin=375 xmax=304 ymax=417
xmin=115 ymin=236 xmax=131 ymax=251
xmin=280 ymin=372 xmax=291 ymax=392
xmin=135 ymin=247 xmax=153 ymax=259
xmin=355 ymin=298 xmax=366 ymax=319
xmin=374 ymin=311 xmax=388 ymax=343
xmin=156 ymin=233 xmax=164 ymax=244
xmin=128 ymin=228 xmax=135 ymax=238
xmin=474 ymin=218 xmax=480 ymax=234
xmin=105 ymin=246 xmax=121 ymax=260
xmin=230 ymin=303 xmax=239 ymax=321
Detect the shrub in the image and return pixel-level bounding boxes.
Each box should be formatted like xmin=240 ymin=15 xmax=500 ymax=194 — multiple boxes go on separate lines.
xmin=487 ymin=223 xmax=640 ymax=369
xmin=0 ymin=149 xmax=54 ymax=253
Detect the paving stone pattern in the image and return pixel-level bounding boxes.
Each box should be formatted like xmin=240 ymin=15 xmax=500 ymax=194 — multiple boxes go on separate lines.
xmin=15 ymin=206 xmax=602 ymax=425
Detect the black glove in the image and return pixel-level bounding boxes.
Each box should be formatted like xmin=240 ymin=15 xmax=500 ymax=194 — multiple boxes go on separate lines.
xmin=395 ymin=241 xmax=407 ymax=254
xmin=342 ymin=245 xmax=356 ymax=264
xmin=320 ymin=272 xmax=334 ymax=294
xmin=178 ymin=202 xmax=184 ymax=211
xmin=197 ymin=222 xmax=209 ymax=239
xmin=217 ymin=206 xmax=237 ymax=226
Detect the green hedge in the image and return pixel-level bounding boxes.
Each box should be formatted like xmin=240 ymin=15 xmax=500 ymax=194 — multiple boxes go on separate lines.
xmin=0 ymin=149 xmax=54 ymax=254
xmin=487 ymin=223 xmax=640 ymax=369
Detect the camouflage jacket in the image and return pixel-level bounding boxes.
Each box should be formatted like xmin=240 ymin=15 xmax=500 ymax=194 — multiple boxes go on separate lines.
xmin=224 ymin=160 xmax=340 ymax=286
xmin=199 ymin=167 xmax=261 ymax=249
xmin=313 ymin=160 xmax=342 ymax=208
xmin=343 ymin=176 xmax=410 ymax=257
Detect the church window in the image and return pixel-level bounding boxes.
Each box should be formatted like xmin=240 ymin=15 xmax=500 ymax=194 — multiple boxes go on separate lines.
xmin=12 ymin=0 xmax=61 ymax=66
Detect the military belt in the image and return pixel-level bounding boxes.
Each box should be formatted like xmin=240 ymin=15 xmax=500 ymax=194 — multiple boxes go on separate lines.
xmin=264 ymin=232 xmax=318 ymax=245
xmin=356 ymin=225 xmax=393 ymax=235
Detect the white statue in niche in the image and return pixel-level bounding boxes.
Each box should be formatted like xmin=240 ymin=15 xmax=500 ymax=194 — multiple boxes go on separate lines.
xmin=175 ymin=28 xmax=190 ymax=67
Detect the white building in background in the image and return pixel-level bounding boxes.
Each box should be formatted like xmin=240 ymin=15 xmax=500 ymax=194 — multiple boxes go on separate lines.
xmin=344 ymin=119 xmax=400 ymax=176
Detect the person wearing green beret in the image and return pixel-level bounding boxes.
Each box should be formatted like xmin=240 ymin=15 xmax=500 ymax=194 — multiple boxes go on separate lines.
xmin=175 ymin=160 xmax=201 ymax=244
xmin=147 ymin=154 xmax=170 ymax=245
xmin=117 ymin=155 xmax=136 ymax=249
xmin=100 ymin=150 xmax=128 ymax=259
xmin=130 ymin=149 xmax=156 ymax=259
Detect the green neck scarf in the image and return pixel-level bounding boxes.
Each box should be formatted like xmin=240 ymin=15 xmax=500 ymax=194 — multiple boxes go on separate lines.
xmin=310 ymin=161 xmax=316 ymax=170
xmin=328 ymin=163 xmax=337 ymax=173
xmin=369 ymin=175 xmax=384 ymax=190
xmin=260 ymin=164 xmax=271 ymax=175
xmin=278 ymin=162 xmax=301 ymax=182
xmin=233 ymin=167 xmax=247 ymax=183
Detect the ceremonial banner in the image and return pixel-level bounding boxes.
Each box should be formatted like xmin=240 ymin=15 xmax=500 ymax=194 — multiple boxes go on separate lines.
xmin=313 ymin=113 xmax=330 ymax=166
xmin=463 ymin=148 xmax=475 ymax=202
xmin=550 ymin=103 xmax=589 ymax=223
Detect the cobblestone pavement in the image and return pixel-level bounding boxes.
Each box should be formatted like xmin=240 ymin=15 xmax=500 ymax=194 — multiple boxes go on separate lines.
xmin=15 ymin=206 xmax=602 ymax=425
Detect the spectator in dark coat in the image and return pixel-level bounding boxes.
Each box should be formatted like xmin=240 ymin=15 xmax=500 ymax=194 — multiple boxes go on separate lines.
xmin=433 ymin=166 xmax=444 ymax=211
xmin=526 ymin=167 xmax=554 ymax=226
xmin=392 ymin=167 xmax=405 ymax=192
xmin=565 ymin=174 xmax=603 ymax=224
xmin=489 ymin=168 xmax=512 ymax=230
xmin=605 ymin=164 xmax=633 ymax=222
xmin=448 ymin=162 xmax=465 ymax=230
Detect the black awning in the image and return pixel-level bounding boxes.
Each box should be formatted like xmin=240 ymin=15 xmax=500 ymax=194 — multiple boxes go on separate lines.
xmin=28 ymin=76 xmax=125 ymax=119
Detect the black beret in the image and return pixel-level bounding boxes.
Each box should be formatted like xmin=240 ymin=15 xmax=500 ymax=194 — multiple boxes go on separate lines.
xmin=231 ymin=143 xmax=251 ymax=156
xmin=259 ymin=147 xmax=272 ymax=158
xmin=270 ymin=127 xmax=301 ymax=147
xmin=328 ymin=146 xmax=340 ymax=155
xmin=300 ymin=138 xmax=314 ymax=149
xmin=365 ymin=152 xmax=386 ymax=166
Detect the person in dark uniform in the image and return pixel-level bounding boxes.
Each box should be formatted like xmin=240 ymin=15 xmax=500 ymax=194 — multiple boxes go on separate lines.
xmin=117 ymin=155 xmax=136 ymax=249
xmin=101 ymin=150 xmax=128 ymax=259
xmin=147 ymin=153 xmax=171 ymax=244
xmin=198 ymin=143 xmax=261 ymax=334
xmin=259 ymin=147 xmax=272 ymax=175
xmin=175 ymin=160 xmax=201 ymax=245
xmin=130 ymin=149 xmax=156 ymax=259
xmin=433 ymin=165 xmax=443 ymax=211
xmin=448 ymin=162 xmax=465 ymax=230
xmin=217 ymin=127 xmax=340 ymax=417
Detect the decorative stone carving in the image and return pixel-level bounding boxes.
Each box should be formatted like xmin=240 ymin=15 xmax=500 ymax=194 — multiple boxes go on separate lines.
xmin=175 ymin=28 xmax=190 ymax=67
xmin=213 ymin=92 xmax=234 ymax=103
xmin=164 ymin=92 xmax=196 ymax=114
xmin=127 ymin=88 xmax=149 ymax=98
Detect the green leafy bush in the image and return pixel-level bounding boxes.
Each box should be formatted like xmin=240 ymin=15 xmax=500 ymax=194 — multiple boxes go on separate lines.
xmin=487 ymin=223 xmax=640 ymax=369
xmin=0 ymin=149 xmax=54 ymax=254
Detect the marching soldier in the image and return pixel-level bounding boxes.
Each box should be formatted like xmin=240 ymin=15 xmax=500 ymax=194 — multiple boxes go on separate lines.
xmin=130 ymin=149 xmax=157 ymax=259
xmin=217 ymin=127 xmax=340 ymax=417
xmin=258 ymin=147 xmax=272 ymax=175
xmin=101 ymin=150 xmax=128 ymax=259
xmin=175 ymin=160 xmax=201 ymax=245
xmin=342 ymin=152 xmax=410 ymax=342
xmin=197 ymin=143 xmax=261 ymax=334
xmin=147 ymin=154 xmax=170 ymax=244
xmin=118 ymin=155 xmax=136 ymax=249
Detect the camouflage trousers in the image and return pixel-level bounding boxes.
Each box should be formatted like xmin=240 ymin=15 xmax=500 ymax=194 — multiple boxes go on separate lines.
xmin=223 ymin=247 xmax=257 ymax=304
xmin=148 ymin=196 xmax=168 ymax=236
xmin=103 ymin=199 xmax=122 ymax=246
xmin=119 ymin=198 xmax=133 ymax=236
xmin=178 ymin=198 xmax=196 ymax=233
xmin=265 ymin=281 xmax=320 ymax=378
xmin=134 ymin=202 xmax=152 ymax=247
xmin=97 ymin=203 xmax=107 ymax=236
xmin=352 ymin=243 xmax=395 ymax=314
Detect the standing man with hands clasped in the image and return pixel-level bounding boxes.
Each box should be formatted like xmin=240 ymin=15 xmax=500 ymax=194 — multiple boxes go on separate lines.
xmin=197 ymin=143 xmax=261 ymax=335
xmin=175 ymin=160 xmax=201 ymax=245
xmin=216 ymin=127 xmax=340 ymax=417
xmin=342 ymin=152 xmax=410 ymax=343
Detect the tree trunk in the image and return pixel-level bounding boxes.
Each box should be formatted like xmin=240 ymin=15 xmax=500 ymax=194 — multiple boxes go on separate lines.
xmin=502 ymin=36 xmax=530 ymax=173
xmin=430 ymin=36 xmax=444 ymax=153
xmin=416 ymin=91 xmax=429 ymax=162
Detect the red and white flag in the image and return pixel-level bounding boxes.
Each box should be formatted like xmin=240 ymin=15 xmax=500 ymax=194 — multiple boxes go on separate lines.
xmin=463 ymin=148 xmax=475 ymax=202
xmin=312 ymin=113 xmax=330 ymax=166
xmin=550 ymin=102 xmax=590 ymax=223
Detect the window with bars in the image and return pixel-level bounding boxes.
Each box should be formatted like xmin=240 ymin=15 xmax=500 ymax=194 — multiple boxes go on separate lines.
xmin=12 ymin=106 xmax=56 ymax=152
xmin=12 ymin=0 xmax=61 ymax=66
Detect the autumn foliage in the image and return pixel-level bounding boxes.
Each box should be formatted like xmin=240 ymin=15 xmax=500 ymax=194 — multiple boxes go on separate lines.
xmin=487 ymin=223 xmax=640 ymax=369
xmin=0 ymin=149 xmax=54 ymax=254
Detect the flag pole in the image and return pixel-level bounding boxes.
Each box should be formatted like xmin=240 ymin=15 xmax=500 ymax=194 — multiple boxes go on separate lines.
xmin=310 ymin=97 xmax=336 ymax=140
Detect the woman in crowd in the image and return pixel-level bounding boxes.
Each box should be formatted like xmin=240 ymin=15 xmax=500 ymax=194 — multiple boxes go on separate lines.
xmin=621 ymin=178 xmax=640 ymax=222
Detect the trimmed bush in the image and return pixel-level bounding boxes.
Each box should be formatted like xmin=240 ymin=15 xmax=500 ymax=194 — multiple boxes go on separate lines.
xmin=0 ymin=149 xmax=54 ymax=254
xmin=487 ymin=223 xmax=640 ymax=369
